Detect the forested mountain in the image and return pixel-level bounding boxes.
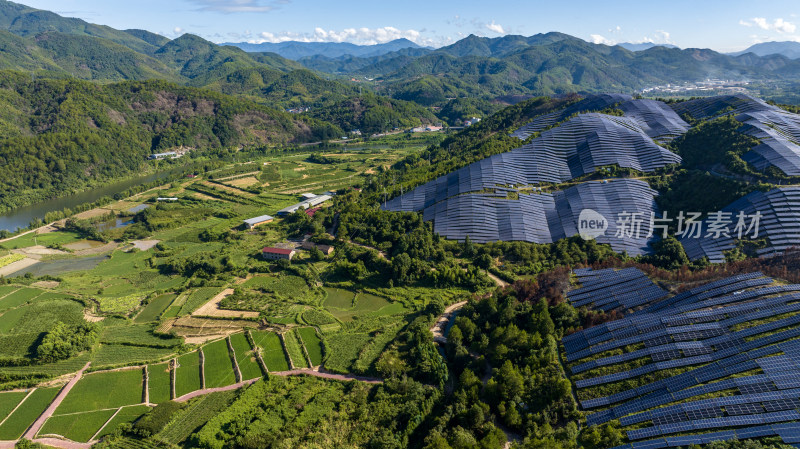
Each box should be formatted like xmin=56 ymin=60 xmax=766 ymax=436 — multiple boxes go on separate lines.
xmin=367 ymin=36 xmax=800 ymax=101
xmin=0 ymin=71 xmax=342 ymax=211
xmin=731 ymin=41 xmax=800 ymax=59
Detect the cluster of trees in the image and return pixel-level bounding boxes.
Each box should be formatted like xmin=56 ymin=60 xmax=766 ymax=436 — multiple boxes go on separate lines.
xmin=306 ymin=94 xmax=438 ymax=134
xmin=36 ymin=322 xmax=99 ymax=363
xmin=416 ymin=275 xmax=583 ymax=448
xmin=189 ymin=376 xmax=439 ymax=449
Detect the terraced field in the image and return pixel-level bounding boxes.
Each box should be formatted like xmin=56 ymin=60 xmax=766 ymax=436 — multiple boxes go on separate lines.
xmin=148 ymin=362 xmax=172 ymax=403
xmin=229 ymin=333 xmax=263 ymax=380
xmin=250 ymin=330 xmax=289 ymax=371
xmin=175 ymin=351 xmax=202 ymax=398
xmin=282 ymin=330 xmax=309 ymax=369
xmin=297 ymin=327 xmax=324 ymax=367
xmin=202 ymin=339 xmax=236 ymax=388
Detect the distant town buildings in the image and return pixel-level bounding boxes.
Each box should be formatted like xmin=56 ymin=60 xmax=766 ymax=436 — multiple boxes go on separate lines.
xmin=641 ymin=79 xmax=750 ymax=95
xmin=262 ymin=247 xmax=295 ymax=260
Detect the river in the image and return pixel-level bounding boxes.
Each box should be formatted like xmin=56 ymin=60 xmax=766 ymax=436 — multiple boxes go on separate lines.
xmin=0 ymin=172 xmax=171 ymax=232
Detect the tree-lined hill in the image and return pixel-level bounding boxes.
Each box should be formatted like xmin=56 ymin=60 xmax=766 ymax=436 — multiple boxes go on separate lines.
xmin=0 ymin=71 xmax=342 ymax=211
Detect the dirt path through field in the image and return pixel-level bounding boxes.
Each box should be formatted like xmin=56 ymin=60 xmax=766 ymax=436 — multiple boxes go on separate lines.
xmin=431 ymin=301 xmax=468 ymax=344
xmin=273 ymin=368 xmax=384 ymax=384
xmin=24 ymin=362 xmax=91 ymax=440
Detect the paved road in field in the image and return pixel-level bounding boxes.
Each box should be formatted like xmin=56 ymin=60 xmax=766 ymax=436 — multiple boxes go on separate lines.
xmin=23 ymin=362 xmax=91 ymax=440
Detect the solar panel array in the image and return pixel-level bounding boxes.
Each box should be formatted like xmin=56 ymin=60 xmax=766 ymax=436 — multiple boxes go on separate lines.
xmin=511 ymin=93 xmax=634 ymax=140
xmin=681 ymin=187 xmax=800 ymax=263
xmin=563 ymin=270 xmax=800 ymax=448
xmin=416 ymin=179 xmax=660 ymax=255
xmin=511 ymin=95 xmax=689 ymax=142
xmin=384 ymin=113 xmax=681 ymax=213
xmin=670 ymin=94 xmax=800 ymax=176
xmin=567 ymin=267 xmax=669 ymax=312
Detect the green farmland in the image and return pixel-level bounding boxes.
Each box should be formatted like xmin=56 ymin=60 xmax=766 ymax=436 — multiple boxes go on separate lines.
xmin=229 ymin=333 xmax=263 ymax=380
xmin=251 ymin=330 xmax=289 ymax=372
xmin=175 ymin=351 xmax=202 ymax=398
xmin=0 ymin=387 xmax=59 ymax=440
xmin=56 ymin=369 xmax=144 ymax=414
xmin=38 ymin=409 xmax=117 ymax=442
xmin=148 ymin=362 xmax=172 ymax=403
xmin=296 ymin=327 xmax=324 ymax=367
xmin=202 ymin=339 xmax=236 ymax=388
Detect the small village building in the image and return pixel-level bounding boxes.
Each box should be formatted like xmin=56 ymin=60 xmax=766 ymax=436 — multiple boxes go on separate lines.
xmin=244 ymin=214 xmax=274 ymax=229
xmin=276 ymin=195 xmax=332 ymax=216
xmin=156 ymin=197 xmax=179 ymax=202
xmin=301 ymin=241 xmax=334 ymax=255
xmin=148 ymin=151 xmax=177 ymax=160
xmin=262 ymin=247 xmax=295 ymax=260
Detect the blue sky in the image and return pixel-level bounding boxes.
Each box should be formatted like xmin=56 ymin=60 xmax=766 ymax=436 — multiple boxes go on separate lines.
xmin=17 ymin=0 xmax=800 ymax=52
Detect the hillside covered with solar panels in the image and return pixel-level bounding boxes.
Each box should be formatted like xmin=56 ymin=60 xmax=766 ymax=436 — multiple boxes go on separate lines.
xmin=560 ymin=265 xmax=800 ymax=449
xmin=380 ymin=92 xmax=800 ymax=262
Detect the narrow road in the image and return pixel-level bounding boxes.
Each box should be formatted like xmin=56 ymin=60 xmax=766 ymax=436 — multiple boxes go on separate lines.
xmin=174 ymin=368 xmax=384 ymax=403
xmin=273 ymin=368 xmax=383 ymax=384
xmin=174 ymin=378 xmax=260 ymax=402
xmin=431 ymin=301 xmax=468 ymax=344
xmin=486 ymin=271 xmax=509 ymax=288
xmin=24 ymin=362 xmax=91 ymax=440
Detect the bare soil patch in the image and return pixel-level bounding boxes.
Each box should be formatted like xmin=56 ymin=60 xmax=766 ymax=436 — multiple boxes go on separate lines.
xmin=226 ymin=177 xmax=259 ymax=188
xmin=0 ymin=257 xmax=39 ymax=276
xmin=73 ymin=208 xmax=112 ymax=220
xmin=192 ymin=288 xmax=260 ymax=319
xmin=71 ymin=241 xmax=118 ymax=256
xmin=13 ymin=245 xmax=67 ymax=258
xmin=131 ymin=240 xmax=160 ymax=251
xmin=32 ymin=280 xmax=60 ymax=289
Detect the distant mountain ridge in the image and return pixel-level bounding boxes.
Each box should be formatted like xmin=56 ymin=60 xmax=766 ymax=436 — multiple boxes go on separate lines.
xmin=223 ymin=38 xmax=426 ymax=60
xmin=617 ymin=42 xmax=679 ymax=51
xmin=731 ymin=41 xmax=800 ymax=59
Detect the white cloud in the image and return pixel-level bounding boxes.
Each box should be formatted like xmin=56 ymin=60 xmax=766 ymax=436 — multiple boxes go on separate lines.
xmin=486 ymin=20 xmax=505 ymax=34
xmin=250 ymin=26 xmax=436 ymax=46
xmin=740 ymin=17 xmax=796 ymax=33
xmin=173 ymin=27 xmax=184 ymax=35
xmin=590 ymin=34 xmax=614 ymax=45
xmin=638 ymin=30 xmax=674 ymax=44
xmin=186 ymin=0 xmax=283 ymax=13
